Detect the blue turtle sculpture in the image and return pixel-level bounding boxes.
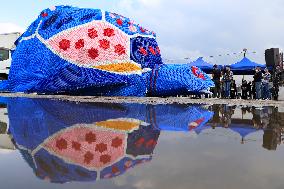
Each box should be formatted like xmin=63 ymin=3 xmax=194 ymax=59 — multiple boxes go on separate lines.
xmin=0 ymin=5 xmax=214 ymax=96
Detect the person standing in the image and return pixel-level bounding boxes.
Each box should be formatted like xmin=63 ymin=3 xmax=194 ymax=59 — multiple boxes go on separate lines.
xmin=222 ymin=66 xmax=233 ymax=98
xmin=253 ymin=67 xmax=263 ymax=99
xmin=230 ymin=80 xmax=237 ymax=99
xmin=272 ymin=66 xmax=281 ymax=100
xmin=247 ymin=81 xmax=252 ymax=99
xmin=262 ymin=68 xmax=271 ymax=100
xmin=252 ymin=81 xmax=256 ymax=99
xmin=241 ymin=79 xmax=248 ymax=99
xmin=212 ymin=64 xmax=222 ymax=98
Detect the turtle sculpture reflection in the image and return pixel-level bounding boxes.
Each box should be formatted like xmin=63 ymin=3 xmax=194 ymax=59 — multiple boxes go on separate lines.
xmin=0 ymin=6 xmax=213 ymax=96
xmin=15 ymin=119 xmax=159 ymax=183
xmin=9 ymin=99 xmax=160 ymax=183
xmin=5 ymin=97 xmax=212 ymax=183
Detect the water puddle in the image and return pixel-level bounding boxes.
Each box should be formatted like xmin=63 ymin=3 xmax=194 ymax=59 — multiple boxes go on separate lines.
xmin=0 ymin=97 xmax=283 ymax=189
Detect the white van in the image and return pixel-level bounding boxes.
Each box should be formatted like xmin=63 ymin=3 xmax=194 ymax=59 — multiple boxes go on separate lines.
xmin=0 ymin=32 xmax=21 ymax=79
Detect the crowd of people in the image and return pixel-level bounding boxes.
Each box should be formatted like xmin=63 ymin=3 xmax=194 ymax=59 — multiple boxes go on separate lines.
xmin=211 ymin=65 xmax=282 ymax=100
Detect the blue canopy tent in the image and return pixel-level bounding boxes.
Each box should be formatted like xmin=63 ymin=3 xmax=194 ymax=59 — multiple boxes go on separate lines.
xmin=229 ymin=124 xmax=260 ymax=142
xmin=230 ymin=57 xmax=266 ymax=74
xmin=195 ymin=121 xmax=260 ymax=143
xmin=188 ymin=57 xmax=214 ymax=73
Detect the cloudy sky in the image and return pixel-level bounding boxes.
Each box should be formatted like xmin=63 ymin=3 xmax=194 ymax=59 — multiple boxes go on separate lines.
xmin=0 ymin=0 xmax=283 ymax=64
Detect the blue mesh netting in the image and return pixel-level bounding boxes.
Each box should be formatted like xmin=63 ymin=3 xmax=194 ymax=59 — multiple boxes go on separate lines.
xmin=4 ymin=37 xmax=143 ymax=95
xmin=38 ymin=6 xmax=103 ymax=40
xmin=105 ymin=11 xmax=156 ymax=37
xmin=130 ymin=36 xmax=163 ymax=69
xmin=145 ymin=64 xmax=214 ymax=96
xmin=33 ymin=148 xmax=98 ymax=183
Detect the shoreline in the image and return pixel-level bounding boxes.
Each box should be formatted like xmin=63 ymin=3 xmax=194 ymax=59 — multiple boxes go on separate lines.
xmin=0 ymin=93 xmax=283 ymax=107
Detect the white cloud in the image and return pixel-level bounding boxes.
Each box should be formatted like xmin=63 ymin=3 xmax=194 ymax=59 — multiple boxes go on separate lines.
xmin=115 ymin=0 xmax=284 ymax=65
xmin=160 ymin=44 xmax=203 ymax=63
xmin=137 ymin=0 xmax=161 ymax=7
xmin=0 ymin=23 xmax=24 ymax=34
xmin=2 ymin=0 xmax=283 ymax=65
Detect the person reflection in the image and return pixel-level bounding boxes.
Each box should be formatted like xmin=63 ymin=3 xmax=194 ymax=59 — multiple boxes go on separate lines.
xmin=262 ymin=107 xmax=283 ymax=150
xmin=220 ymin=105 xmax=235 ymax=128
xmin=209 ymin=104 xmax=221 ymax=129
xmin=252 ymin=107 xmax=262 ymax=130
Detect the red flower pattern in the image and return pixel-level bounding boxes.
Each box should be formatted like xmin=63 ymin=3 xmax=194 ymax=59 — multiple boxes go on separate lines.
xmin=135 ymin=137 xmax=145 ymax=147
xmin=84 ymin=151 xmax=94 ymax=164
xmin=114 ymin=44 xmax=126 ymax=55
xmin=116 ymin=19 xmax=123 ymax=26
xmin=59 ymin=39 xmax=71 ymax=51
xmin=95 ymin=143 xmax=108 ymax=153
xmin=140 ymin=27 xmax=146 ymax=33
xmin=145 ymin=139 xmax=157 ymax=148
xmin=75 ymin=39 xmax=84 ymax=49
xmin=192 ymin=66 xmax=205 ymax=80
xmin=156 ymin=46 xmax=160 ymax=54
xmin=88 ymin=48 xmax=99 ymax=60
xmin=72 ymin=141 xmax=81 ymax=151
xmin=149 ymin=46 xmax=156 ymax=55
xmin=199 ymin=73 xmax=205 ymax=80
xmin=99 ymin=39 xmax=110 ymax=50
xmin=88 ymin=28 xmax=98 ymax=39
xmin=139 ymin=47 xmax=148 ymax=56
xmin=100 ymin=154 xmax=111 ymax=164
xmin=111 ymin=137 xmax=122 ymax=148
xmin=41 ymin=12 xmax=48 ymax=17
xmin=56 ymin=138 xmax=68 ymax=150
xmin=112 ymin=166 xmax=120 ymax=174
xmin=103 ymin=28 xmax=115 ymax=37
xmin=85 ymin=131 xmax=97 ymax=143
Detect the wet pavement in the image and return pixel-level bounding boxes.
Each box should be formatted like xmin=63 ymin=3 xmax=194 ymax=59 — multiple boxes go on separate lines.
xmin=0 ymin=97 xmax=284 ymax=189
xmin=0 ymin=93 xmax=284 ymax=107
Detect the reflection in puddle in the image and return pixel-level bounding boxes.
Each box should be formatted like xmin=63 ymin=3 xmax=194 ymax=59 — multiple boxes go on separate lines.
xmin=0 ymin=97 xmax=283 ymax=187
xmin=206 ymin=104 xmax=284 ymax=150
xmin=0 ymin=102 xmax=14 ymax=151
xmin=1 ymin=98 xmax=212 ymax=183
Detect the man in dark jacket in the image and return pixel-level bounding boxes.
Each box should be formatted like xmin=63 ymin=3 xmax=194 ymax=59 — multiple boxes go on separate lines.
xmin=247 ymin=81 xmax=252 ymax=99
xmin=272 ymin=66 xmax=281 ymax=100
xmin=222 ymin=66 xmax=233 ymax=98
xmin=253 ymin=67 xmax=262 ymax=99
xmin=230 ymin=80 xmax=237 ymax=99
xmin=241 ymin=79 xmax=248 ymax=99
xmin=212 ymin=64 xmax=222 ymax=98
